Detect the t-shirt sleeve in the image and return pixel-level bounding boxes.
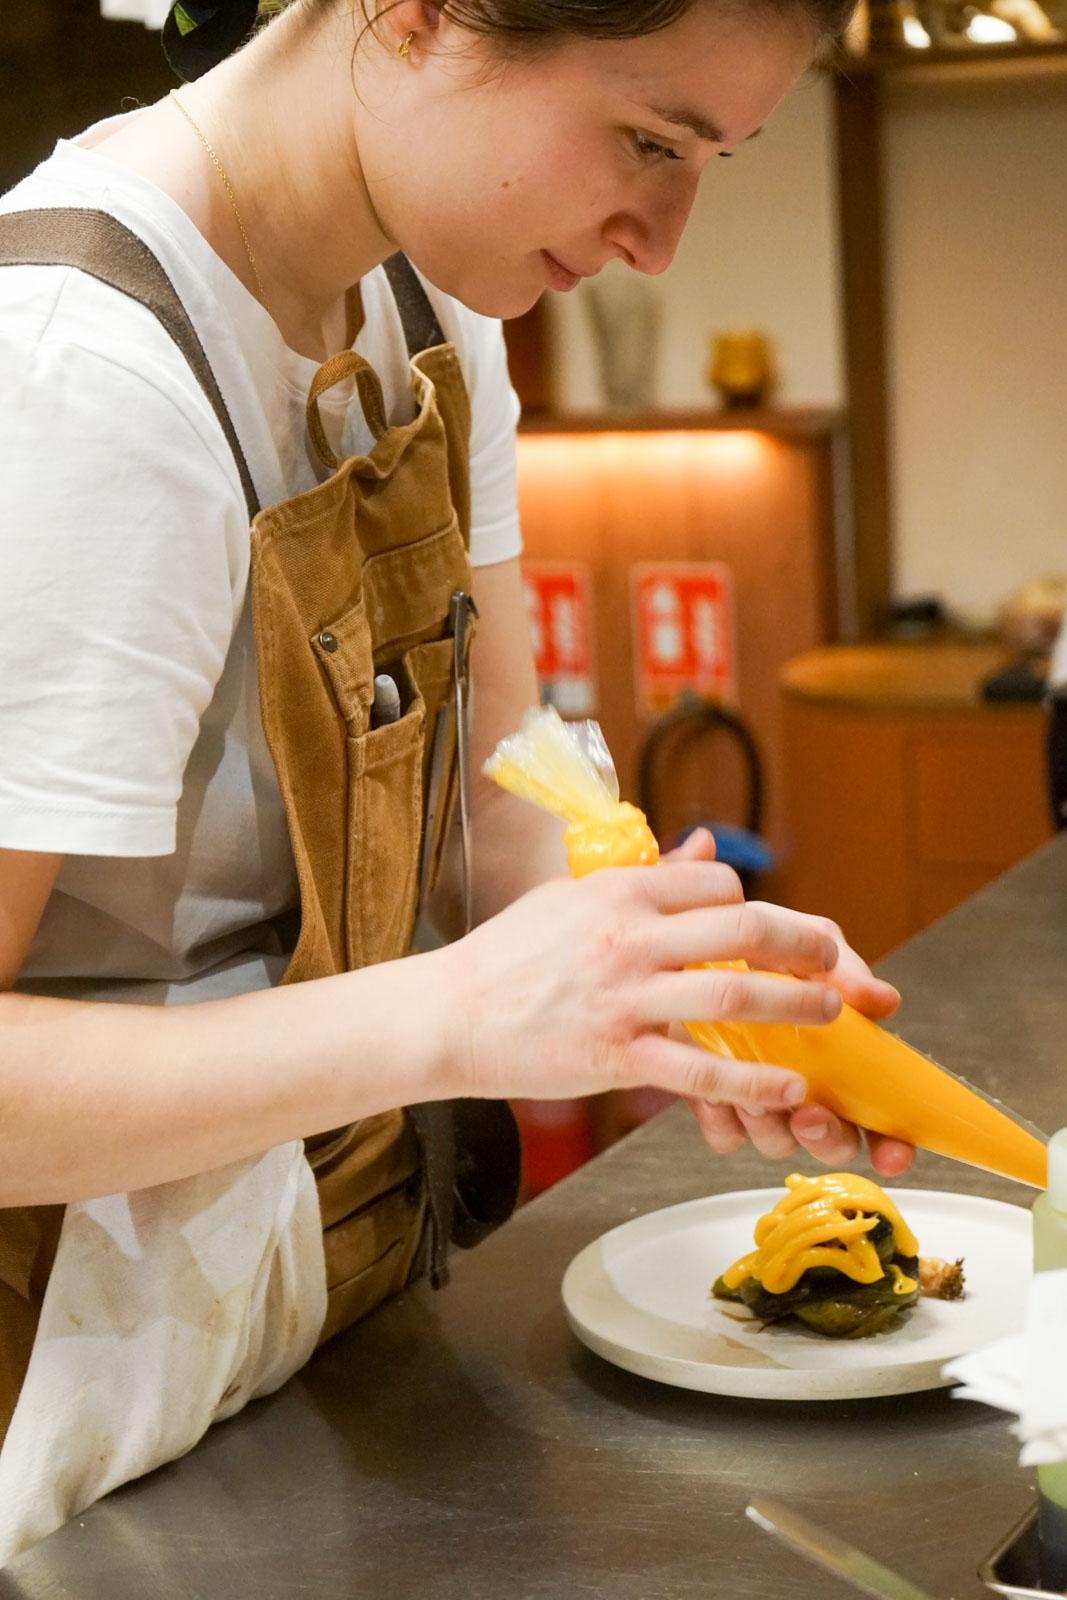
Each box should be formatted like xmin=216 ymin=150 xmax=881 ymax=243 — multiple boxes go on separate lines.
xmin=430 ymin=294 xmax=523 ymax=569
xmin=0 ymin=333 xmax=249 ymax=857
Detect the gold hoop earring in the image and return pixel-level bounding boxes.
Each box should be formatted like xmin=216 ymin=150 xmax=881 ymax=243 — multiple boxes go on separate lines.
xmin=398 ymin=31 xmax=415 ymax=57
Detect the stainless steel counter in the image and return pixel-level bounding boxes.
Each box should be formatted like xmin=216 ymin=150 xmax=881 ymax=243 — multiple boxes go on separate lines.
xmin=4 ymin=837 xmax=1067 ymax=1599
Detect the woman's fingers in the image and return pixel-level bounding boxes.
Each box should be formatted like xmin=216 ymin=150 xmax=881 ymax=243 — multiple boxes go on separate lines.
xmin=682 ymin=1065 xmax=916 ymax=1174
xmin=630 ymin=1033 xmax=807 ymax=1111
xmin=866 ymin=1131 xmax=915 ymax=1176
xmin=833 ymin=959 xmax=901 ymax=1020
xmin=633 ymin=859 xmax=745 ymax=914
xmin=641 ymin=965 xmax=841 ymax=1028
xmin=782 ymin=910 xmax=901 ymax=1019
xmin=603 ymin=873 xmax=898 ymax=1027
xmin=653 ymin=900 xmax=840 ymax=977
xmin=661 ymin=898 xmax=901 ymax=1021
xmin=788 ymin=1103 xmax=862 ymax=1165
xmin=659 ymin=827 xmax=717 ymax=864
xmin=684 ymin=1097 xmax=747 ymax=1154
xmin=736 ymin=1107 xmax=800 ymax=1160
xmin=688 ymin=1097 xmax=863 ymax=1164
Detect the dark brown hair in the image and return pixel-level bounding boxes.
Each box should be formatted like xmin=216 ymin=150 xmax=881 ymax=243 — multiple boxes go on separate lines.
xmin=325 ymin=0 xmax=855 ymax=75
xmin=426 ymin=0 xmax=854 ymax=45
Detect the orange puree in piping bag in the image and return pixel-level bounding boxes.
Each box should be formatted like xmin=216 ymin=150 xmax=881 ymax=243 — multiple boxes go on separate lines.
xmin=485 ymin=707 xmax=1048 ymax=1190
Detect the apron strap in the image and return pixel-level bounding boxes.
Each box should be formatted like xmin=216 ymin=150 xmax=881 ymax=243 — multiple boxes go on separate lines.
xmin=304 ymin=256 xmax=448 ymax=473
xmin=383 ymin=253 xmax=447 ymax=358
xmin=407 ymin=1098 xmax=522 ymax=1287
xmin=407 ymin=1104 xmax=456 ymax=1288
xmin=0 ymin=208 xmax=260 ymax=522
xmin=305 ymin=349 xmax=389 ymax=472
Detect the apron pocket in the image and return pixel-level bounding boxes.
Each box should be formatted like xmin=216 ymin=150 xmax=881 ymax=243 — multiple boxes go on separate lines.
xmin=317 ymin=1176 xmax=426 ymax=1345
xmin=312 ymin=594 xmax=375 ymax=730
xmin=310 ymin=1110 xmax=420 ymax=1227
xmin=311 ymin=1111 xmax=425 ymax=1345
xmin=344 ymin=634 xmax=463 ymax=969
xmin=362 ymin=518 xmax=469 ymax=650
xmin=346 ymin=695 xmax=425 ymax=971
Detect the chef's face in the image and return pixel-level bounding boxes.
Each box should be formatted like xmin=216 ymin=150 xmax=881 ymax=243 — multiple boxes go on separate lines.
xmin=356 ymin=0 xmax=815 ymax=318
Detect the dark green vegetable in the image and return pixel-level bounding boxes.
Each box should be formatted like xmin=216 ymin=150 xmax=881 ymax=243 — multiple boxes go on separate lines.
xmin=712 ymin=1215 xmax=921 ymax=1339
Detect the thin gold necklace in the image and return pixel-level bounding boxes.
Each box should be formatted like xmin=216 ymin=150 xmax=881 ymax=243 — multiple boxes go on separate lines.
xmin=169 ymin=89 xmax=268 ymax=307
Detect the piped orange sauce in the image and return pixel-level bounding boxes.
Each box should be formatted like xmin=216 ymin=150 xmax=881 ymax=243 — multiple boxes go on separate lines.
xmin=720 ymin=1173 xmax=919 ymax=1296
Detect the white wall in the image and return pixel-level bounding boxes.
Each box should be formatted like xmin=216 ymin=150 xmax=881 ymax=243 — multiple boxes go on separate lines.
xmin=545 ymin=61 xmax=1067 ymax=629
xmin=546 ymin=69 xmax=846 ymax=411
xmin=883 ymin=71 xmax=1067 ymax=624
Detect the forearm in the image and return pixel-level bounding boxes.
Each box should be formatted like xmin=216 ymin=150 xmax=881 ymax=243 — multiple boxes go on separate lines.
xmin=0 ymin=945 xmax=459 ymax=1207
xmin=427 ymin=767 xmax=566 ymax=937
xmin=472 ymin=778 xmax=567 ymax=919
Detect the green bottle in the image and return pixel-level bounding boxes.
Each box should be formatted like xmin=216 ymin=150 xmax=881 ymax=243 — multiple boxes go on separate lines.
xmin=1032 ymin=1127 xmax=1067 ymax=1592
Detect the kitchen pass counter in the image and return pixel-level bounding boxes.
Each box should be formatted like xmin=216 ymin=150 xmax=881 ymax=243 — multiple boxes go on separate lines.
xmin=3 ymin=836 xmax=1066 ymax=1599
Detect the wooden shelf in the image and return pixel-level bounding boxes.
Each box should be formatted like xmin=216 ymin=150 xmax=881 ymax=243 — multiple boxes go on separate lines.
xmin=516 ymin=406 xmax=843 ymax=441
xmin=836 ymin=39 xmax=1067 ymax=82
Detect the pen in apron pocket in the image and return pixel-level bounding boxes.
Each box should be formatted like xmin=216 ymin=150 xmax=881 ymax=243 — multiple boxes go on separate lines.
xmin=371 ymin=673 xmax=402 ymax=729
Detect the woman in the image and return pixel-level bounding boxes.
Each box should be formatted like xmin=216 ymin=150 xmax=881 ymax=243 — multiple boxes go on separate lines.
xmin=0 ymin=0 xmax=911 ymax=1561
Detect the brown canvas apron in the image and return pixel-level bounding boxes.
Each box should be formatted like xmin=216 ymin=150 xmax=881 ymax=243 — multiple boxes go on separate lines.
xmin=0 ymin=210 xmax=520 ymax=1445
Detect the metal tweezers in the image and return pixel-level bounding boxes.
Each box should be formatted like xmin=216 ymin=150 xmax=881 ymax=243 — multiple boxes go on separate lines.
xmin=419 ymin=590 xmax=478 ymax=934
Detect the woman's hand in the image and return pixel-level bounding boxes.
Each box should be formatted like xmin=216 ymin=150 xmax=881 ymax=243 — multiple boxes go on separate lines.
xmin=445 ymin=834 xmax=889 ymax=1129
xmin=663 ymin=830 xmax=914 ymax=1178
xmin=682 ymin=1054 xmax=914 ymax=1179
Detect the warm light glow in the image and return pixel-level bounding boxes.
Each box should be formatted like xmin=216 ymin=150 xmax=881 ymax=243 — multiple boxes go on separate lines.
xmin=516 ymin=428 xmax=777 ymax=484
xmin=964 ymin=12 xmax=1017 ymax=41
xmin=902 ymin=14 xmax=932 ymax=45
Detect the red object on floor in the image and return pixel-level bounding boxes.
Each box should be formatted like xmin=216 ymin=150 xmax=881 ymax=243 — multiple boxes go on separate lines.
xmin=510 ymin=1098 xmax=595 ymax=1193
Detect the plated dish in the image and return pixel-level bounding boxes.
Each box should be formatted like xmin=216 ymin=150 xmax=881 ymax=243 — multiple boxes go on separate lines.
xmin=712 ymin=1172 xmax=964 ymax=1339
xmin=561 ymin=1185 xmax=1031 ymax=1400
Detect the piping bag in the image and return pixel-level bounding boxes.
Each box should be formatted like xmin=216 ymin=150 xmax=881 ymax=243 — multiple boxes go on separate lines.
xmin=485 ymin=707 xmax=1048 ymax=1190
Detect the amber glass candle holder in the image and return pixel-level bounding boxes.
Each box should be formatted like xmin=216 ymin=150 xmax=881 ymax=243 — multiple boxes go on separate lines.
xmin=707 ymin=330 xmax=775 ymax=408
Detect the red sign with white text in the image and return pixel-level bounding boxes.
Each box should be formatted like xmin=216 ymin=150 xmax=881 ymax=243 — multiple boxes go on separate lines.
xmin=631 ymin=562 xmax=736 ymax=716
xmin=522 ymin=562 xmax=597 ymax=717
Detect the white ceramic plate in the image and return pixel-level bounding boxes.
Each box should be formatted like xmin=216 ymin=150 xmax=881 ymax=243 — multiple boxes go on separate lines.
xmin=561 ymin=1187 xmax=1032 ymax=1401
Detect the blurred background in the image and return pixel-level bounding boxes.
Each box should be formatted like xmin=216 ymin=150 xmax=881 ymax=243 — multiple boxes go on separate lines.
xmin=5 ymin=0 xmax=1065 ymax=1190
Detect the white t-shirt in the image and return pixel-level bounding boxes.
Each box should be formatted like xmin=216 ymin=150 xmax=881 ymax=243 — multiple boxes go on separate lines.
xmin=0 ymin=114 xmax=523 ymax=1002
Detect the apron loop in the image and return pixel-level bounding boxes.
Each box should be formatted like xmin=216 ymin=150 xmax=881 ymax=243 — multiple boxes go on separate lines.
xmin=306 ymin=350 xmax=389 ymax=470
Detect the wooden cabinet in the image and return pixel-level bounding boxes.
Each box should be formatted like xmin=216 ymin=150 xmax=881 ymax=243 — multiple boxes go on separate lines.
xmin=515 ymin=412 xmax=844 ymax=892
xmin=780 ymin=642 xmax=1053 ymax=959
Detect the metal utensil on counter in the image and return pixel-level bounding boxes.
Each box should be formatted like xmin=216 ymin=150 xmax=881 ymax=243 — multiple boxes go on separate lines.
xmin=980 ymin=1505 xmax=1063 ymax=1599
xmin=747 ymin=1499 xmax=943 ymax=1600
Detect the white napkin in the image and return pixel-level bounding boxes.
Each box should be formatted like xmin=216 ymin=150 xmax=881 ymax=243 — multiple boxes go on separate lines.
xmin=100 ymin=0 xmax=171 ymax=28
xmin=944 ymin=1268 xmax=1067 ymax=1466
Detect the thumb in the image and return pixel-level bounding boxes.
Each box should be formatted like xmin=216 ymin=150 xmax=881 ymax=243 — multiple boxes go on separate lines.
xmin=660 ymin=826 xmax=717 ymax=864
